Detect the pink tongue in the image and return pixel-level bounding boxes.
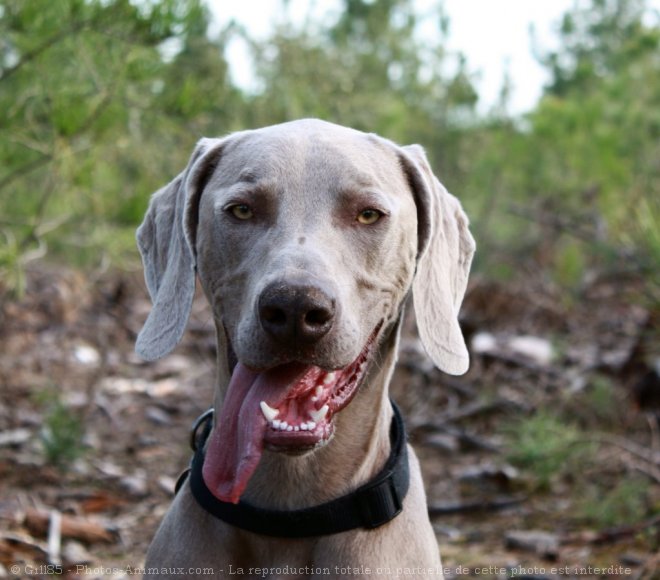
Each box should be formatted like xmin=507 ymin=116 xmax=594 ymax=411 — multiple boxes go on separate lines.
xmin=202 ymin=362 xmax=308 ymax=504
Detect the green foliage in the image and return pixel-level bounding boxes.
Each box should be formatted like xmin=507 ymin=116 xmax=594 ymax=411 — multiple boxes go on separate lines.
xmin=0 ymin=230 xmax=27 ymax=298
xmin=553 ymin=237 xmax=587 ymax=290
xmin=0 ymin=0 xmax=236 ymax=292
xmin=580 ymin=477 xmax=652 ymax=527
xmin=583 ymin=375 xmax=619 ymax=422
xmin=503 ymin=412 xmax=587 ymax=488
xmin=463 ymin=0 xmax=659 ymax=294
xmin=245 ymin=0 xmax=476 ymax=181
xmin=36 ymin=391 xmax=86 ymax=468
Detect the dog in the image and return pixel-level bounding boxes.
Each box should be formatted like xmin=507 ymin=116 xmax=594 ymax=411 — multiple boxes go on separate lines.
xmin=135 ymin=119 xmax=475 ymax=578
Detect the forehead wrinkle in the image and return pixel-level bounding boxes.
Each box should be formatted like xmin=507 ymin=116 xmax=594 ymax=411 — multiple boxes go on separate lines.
xmin=302 ymin=140 xmax=379 ymax=195
xmin=232 ymin=132 xmax=308 ymax=181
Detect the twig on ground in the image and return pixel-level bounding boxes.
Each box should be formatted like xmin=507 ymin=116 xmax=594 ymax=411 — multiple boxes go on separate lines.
xmin=428 ymin=495 xmax=527 ymax=517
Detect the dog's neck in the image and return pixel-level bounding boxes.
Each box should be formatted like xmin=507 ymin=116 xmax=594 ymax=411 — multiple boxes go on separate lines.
xmin=211 ymin=320 xmax=402 ymax=511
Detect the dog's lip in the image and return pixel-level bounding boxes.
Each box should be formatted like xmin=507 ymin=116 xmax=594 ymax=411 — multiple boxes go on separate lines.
xmin=264 ymin=428 xmax=333 ymax=452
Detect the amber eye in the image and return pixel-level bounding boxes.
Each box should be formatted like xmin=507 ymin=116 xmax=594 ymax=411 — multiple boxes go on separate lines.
xmin=357 ymin=208 xmax=383 ymax=225
xmin=228 ymin=203 xmax=253 ymax=220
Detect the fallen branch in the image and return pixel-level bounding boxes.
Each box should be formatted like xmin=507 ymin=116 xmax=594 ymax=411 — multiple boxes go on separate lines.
xmin=24 ymin=508 xmax=115 ymax=544
xmin=417 ymin=423 xmax=501 ymax=453
xmin=585 ymin=433 xmax=660 ymax=466
xmin=562 ymin=514 xmax=660 ymax=546
xmin=624 ymin=457 xmax=660 ymax=485
xmin=437 ymin=398 xmax=526 ymax=423
xmin=428 ymin=495 xmax=527 ymax=517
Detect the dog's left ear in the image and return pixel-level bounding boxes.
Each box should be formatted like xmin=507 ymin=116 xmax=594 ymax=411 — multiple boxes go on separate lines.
xmin=399 ymin=144 xmax=476 ymax=375
xmin=135 ymin=137 xmax=225 ymax=361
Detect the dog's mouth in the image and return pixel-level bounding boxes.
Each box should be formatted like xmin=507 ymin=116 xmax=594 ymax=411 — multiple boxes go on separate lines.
xmin=202 ymin=323 xmax=382 ymax=504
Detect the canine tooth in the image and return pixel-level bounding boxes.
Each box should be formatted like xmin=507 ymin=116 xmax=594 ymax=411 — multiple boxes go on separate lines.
xmin=272 ymin=419 xmax=281 ymax=429
xmin=260 ymin=401 xmax=279 ymax=422
xmin=309 ymin=404 xmax=329 ymax=422
xmin=323 ymin=372 xmax=336 ymax=385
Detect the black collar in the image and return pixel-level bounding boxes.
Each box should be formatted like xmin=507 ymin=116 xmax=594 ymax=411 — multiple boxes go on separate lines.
xmin=183 ymin=401 xmax=410 ymax=538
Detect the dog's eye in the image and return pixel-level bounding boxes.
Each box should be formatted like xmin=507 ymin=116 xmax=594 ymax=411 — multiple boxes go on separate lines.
xmin=357 ymin=208 xmax=383 ymax=225
xmin=227 ymin=204 xmax=254 ymax=220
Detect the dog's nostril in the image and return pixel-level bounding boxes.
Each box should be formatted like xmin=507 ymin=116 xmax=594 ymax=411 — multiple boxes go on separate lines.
xmin=305 ymin=308 xmax=332 ymax=327
xmin=262 ymin=306 xmax=286 ymax=326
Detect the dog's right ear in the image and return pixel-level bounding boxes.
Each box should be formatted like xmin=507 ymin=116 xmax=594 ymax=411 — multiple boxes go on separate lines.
xmin=135 ymin=138 xmax=225 ymax=361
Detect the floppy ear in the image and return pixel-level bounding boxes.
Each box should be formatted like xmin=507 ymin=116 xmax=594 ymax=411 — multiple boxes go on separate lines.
xmin=400 ymin=144 xmax=476 ymax=376
xmin=135 ymin=138 xmax=224 ymax=361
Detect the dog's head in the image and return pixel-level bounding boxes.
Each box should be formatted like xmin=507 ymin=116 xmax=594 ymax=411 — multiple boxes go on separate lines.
xmin=135 ymin=119 xmax=475 ymax=502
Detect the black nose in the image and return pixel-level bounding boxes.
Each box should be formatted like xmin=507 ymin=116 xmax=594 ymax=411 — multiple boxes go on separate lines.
xmin=258 ymin=281 xmax=335 ymax=346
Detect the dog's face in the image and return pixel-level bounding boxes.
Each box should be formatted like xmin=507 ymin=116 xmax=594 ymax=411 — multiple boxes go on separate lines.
xmin=196 ymin=122 xmax=418 ymax=372
xmin=135 ymin=120 xmax=475 ymax=503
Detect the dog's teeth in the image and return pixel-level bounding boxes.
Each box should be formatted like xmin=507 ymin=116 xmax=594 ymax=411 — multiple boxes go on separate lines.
xmin=300 ymin=423 xmax=309 ymax=431
xmin=307 ymin=421 xmax=316 ymax=430
xmin=272 ymin=419 xmax=281 ymax=429
xmin=280 ymin=421 xmax=288 ymax=431
xmin=323 ymin=372 xmax=335 ymax=385
xmin=286 ymin=425 xmax=293 ymax=432
xmin=294 ymin=426 xmax=300 ymax=431
xmin=260 ymin=401 xmax=279 ymax=422
xmin=315 ymin=385 xmax=324 ymax=397
xmin=309 ymin=404 xmax=329 ymax=422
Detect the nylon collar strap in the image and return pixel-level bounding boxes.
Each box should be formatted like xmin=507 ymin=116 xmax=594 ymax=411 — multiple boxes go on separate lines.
xmin=186 ymin=401 xmax=410 ymax=538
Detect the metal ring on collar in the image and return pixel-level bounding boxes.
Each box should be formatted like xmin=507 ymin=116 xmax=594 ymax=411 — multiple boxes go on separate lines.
xmin=190 ymin=408 xmax=214 ymax=452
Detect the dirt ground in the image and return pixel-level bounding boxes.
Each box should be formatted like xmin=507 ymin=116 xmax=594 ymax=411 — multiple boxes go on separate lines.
xmin=1 ymin=265 xmax=658 ymax=579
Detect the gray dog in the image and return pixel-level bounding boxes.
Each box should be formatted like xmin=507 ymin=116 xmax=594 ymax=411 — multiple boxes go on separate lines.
xmin=135 ymin=119 xmax=474 ymax=579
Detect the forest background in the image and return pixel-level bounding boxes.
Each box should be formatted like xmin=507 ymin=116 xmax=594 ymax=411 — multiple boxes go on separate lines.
xmin=1 ymin=0 xmax=659 ymax=576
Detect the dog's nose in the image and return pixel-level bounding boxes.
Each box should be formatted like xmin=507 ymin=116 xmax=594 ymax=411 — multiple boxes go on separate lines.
xmin=258 ymin=282 xmax=335 ymax=345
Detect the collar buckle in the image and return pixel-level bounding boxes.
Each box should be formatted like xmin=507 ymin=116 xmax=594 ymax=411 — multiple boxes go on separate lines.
xmin=357 ymin=470 xmax=403 ymax=528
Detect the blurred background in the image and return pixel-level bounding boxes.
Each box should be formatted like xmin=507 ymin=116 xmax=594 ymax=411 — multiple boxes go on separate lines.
xmin=1 ymin=0 xmax=658 ymax=577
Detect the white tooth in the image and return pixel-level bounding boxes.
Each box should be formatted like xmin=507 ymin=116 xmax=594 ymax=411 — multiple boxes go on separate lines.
xmin=260 ymin=401 xmax=279 ymax=422
xmin=311 ymin=396 xmax=318 ymax=402
xmin=272 ymin=419 xmax=281 ymax=429
xmin=307 ymin=421 xmax=316 ymax=430
xmin=280 ymin=421 xmax=288 ymax=431
xmin=315 ymin=385 xmax=324 ymax=397
xmin=323 ymin=372 xmax=335 ymax=385
xmin=294 ymin=426 xmax=300 ymax=431
xmin=309 ymin=404 xmax=329 ymax=422
xmin=300 ymin=423 xmax=309 ymax=431
xmin=286 ymin=425 xmax=293 ymax=432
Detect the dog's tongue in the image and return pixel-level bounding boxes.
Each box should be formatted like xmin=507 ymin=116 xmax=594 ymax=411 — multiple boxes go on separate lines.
xmin=202 ymin=362 xmax=308 ymax=504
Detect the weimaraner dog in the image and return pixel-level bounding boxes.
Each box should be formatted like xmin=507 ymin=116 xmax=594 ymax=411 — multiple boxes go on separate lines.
xmin=136 ymin=119 xmax=474 ymax=579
